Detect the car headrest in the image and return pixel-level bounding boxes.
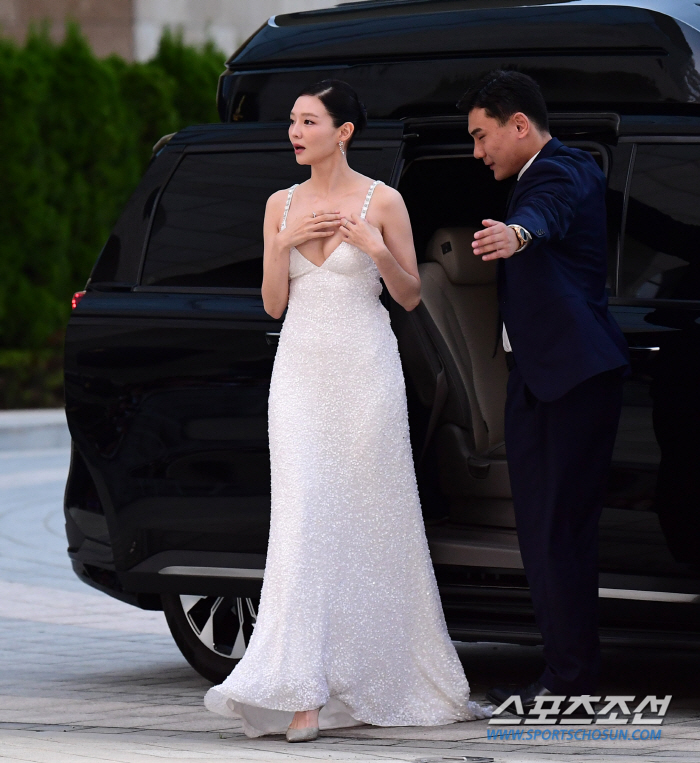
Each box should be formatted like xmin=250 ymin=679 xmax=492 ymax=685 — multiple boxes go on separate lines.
xmin=425 ymin=227 xmax=498 ymax=285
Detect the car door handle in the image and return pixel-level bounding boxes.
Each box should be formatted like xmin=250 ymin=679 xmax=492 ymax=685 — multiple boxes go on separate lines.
xmin=629 ymin=346 xmax=660 ymax=352
xmin=265 ymin=332 xmax=280 ymax=345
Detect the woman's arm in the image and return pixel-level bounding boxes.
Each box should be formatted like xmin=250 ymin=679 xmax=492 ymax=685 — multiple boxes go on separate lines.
xmin=261 ymin=191 xmax=343 ymax=319
xmin=261 ymin=191 xmax=291 ymax=319
xmin=340 ymin=186 xmax=421 ymax=311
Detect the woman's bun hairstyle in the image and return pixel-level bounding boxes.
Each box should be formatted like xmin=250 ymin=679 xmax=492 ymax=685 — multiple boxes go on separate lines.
xmin=296 ymin=79 xmax=367 ymax=148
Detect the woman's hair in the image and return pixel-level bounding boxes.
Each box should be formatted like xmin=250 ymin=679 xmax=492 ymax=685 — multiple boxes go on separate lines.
xmin=296 ymin=79 xmax=367 ymax=148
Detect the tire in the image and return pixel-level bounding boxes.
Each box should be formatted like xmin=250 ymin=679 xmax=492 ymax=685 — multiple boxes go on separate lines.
xmin=162 ymin=593 xmax=259 ymax=683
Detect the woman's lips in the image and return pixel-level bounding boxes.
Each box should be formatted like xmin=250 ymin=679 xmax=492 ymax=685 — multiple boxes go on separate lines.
xmin=293 ymin=145 xmax=305 ymax=154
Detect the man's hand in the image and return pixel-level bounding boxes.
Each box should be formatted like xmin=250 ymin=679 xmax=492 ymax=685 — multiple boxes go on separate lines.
xmin=472 ymin=219 xmax=519 ymax=261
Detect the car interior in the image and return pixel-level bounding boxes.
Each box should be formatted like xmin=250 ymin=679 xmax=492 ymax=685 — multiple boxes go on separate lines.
xmin=389 ymin=132 xmax=695 ymax=593
xmin=392 ymin=150 xmax=519 ymax=570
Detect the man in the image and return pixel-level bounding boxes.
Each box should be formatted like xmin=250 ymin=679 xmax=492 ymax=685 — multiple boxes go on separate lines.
xmin=456 ymin=70 xmax=629 ymax=707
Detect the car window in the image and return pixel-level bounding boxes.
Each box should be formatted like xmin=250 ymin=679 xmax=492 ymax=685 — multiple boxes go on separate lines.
xmin=561 ymin=141 xmax=613 ymax=293
xmin=621 ymin=144 xmax=700 ymax=301
xmin=140 ymin=147 xmax=397 ymax=289
xmin=140 ymin=150 xmax=300 ymax=288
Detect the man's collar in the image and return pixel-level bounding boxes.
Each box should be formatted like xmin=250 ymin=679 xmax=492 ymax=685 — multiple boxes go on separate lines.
xmin=517 ymin=151 xmax=540 ymax=180
xmin=537 ymin=136 xmax=561 ymax=159
xmin=515 ymin=136 xmax=561 ymax=180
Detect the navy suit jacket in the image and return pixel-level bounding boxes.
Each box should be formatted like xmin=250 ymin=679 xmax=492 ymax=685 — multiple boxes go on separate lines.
xmin=501 ymin=137 xmax=629 ymax=402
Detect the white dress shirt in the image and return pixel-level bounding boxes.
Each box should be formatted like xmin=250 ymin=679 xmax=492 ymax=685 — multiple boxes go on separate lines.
xmin=502 ymin=150 xmax=540 ymax=353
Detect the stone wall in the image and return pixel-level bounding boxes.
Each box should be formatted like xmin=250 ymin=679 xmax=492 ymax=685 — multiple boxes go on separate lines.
xmin=0 ymin=0 xmax=134 ymax=59
xmin=0 ymin=0 xmax=341 ymax=61
xmin=133 ymin=0 xmax=335 ymax=61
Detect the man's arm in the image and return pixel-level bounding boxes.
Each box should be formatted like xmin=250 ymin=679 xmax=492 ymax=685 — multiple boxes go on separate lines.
xmin=472 ymin=158 xmax=584 ymax=261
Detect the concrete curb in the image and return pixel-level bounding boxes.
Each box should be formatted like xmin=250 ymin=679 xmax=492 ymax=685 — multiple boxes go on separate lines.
xmin=0 ymin=409 xmax=70 ymax=451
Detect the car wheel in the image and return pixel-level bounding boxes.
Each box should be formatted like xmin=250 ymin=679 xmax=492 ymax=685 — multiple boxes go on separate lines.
xmin=161 ymin=593 xmax=258 ymax=683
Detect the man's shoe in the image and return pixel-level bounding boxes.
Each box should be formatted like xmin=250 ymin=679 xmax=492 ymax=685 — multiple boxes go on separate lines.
xmin=485 ymin=680 xmax=552 ymax=714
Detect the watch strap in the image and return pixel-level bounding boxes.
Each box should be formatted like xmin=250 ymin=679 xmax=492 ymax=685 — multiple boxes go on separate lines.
xmin=508 ymin=224 xmax=530 ymax=252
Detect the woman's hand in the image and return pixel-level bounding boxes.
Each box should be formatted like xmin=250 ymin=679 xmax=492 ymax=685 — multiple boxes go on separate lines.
xmin=279 ymin=211 xmax=342 ymax=250
xmin=338 ymin=213 xmax=386 ymax=260
xmin=337 ymin=188 xmax=421 ymax=312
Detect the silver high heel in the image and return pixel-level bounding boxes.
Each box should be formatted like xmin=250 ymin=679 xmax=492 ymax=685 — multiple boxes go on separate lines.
xmin=285 ymin=725 xmax=319 ymax=742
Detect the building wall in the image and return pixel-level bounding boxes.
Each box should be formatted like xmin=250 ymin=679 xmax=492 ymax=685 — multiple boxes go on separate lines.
xmin=133 ymin=0 xmax=335 ymax=62
xmin=0 ymin=0 xmax=134 ymax=59
xmin=0 ymin=0 xmax=339 ymax=61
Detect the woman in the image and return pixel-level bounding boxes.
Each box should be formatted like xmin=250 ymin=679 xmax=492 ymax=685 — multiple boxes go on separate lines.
xmin=204 ymin=79 xmax=492 ymax=741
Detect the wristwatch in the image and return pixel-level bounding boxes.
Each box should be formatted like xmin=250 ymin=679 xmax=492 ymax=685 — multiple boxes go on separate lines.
xmin=508 ymin=224 xmax=532 ymax=252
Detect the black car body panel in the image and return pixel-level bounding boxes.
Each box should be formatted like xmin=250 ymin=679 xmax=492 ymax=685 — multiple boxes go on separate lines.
xmin=65 ymin=0 xmax=700 ymax=650
xmin=218 ymin=1 xmax=700 ymax=122
xmin=65 ymin=122 xmax=405 ymax=602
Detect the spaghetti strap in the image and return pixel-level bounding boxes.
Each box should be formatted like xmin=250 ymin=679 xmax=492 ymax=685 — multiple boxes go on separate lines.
xmin=281 ymin=184 xmax=298 ymax=230
xmin=361 ymin=180 xmax=384 ymax=220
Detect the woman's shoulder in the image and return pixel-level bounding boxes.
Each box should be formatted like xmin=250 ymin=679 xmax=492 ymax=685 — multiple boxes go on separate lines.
xmin=268 ymin=185 xmax=298 ymax=203
xmin=368 ymin=179 xmax=403 ymax=210
xmin=266 ymin=186 xmax=297 ymax=214
xmin=350 ymin=171 xmax=400 ymax=201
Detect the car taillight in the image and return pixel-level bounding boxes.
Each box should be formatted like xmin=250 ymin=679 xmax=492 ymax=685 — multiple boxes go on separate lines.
xmin=72 ymin=291 xmax=86 ymax=309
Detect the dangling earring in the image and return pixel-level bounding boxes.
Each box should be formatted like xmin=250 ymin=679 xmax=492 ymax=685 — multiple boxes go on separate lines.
xmin=338 ymin=140 xmax=345 ymax=157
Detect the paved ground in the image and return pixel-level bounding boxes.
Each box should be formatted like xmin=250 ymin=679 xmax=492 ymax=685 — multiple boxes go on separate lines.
xmin=0 ymin=413 xmax=698 ymax=762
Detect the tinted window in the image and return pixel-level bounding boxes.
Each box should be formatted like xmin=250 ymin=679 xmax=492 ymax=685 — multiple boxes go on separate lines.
xmin=141 ymin=147 xmax=398 ymax=289
xmin=621 ymin=145 xmax=700 ymax=301
xmin=141 ymin=151 xmax=301 ymax=288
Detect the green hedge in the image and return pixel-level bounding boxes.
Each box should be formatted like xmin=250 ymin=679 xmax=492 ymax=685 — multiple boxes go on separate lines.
xmin=0 ymin=23 xmax=226 ymax=407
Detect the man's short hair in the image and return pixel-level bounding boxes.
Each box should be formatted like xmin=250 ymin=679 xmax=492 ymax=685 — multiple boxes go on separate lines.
xmin=456 ymin=70 xmax=549 ymax=133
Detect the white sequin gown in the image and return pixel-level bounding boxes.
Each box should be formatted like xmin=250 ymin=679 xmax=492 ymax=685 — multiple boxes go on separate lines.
xmin=204 ymin=180 xmax=492 ymax=737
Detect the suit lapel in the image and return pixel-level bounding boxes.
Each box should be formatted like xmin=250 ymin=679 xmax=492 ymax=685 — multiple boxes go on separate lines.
xmin=504 ymin=180 xmax=516 ymax=216
xmin=506 ymin=137 xmax=562 ymax=215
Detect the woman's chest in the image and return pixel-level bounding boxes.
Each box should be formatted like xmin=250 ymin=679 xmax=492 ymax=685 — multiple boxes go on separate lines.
xmin=287 ymin=205 xmax=380 ymax=261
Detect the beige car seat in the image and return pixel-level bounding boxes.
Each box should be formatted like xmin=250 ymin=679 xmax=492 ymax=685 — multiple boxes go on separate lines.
xmin=393 ymin=227 xmax=512 ymax=524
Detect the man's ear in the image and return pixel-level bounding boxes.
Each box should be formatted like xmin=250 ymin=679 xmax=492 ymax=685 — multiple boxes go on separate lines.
xmin=513 ymin=112 xmax=530 ymax=137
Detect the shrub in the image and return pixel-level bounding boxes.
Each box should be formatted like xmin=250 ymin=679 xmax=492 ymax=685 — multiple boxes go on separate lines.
xmin=0 ymin=23 xmax=226 ymax=407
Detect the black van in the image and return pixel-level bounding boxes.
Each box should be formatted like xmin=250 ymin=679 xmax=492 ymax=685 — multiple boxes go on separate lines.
xmin=64 ymin=0 xmax=700 ymax=683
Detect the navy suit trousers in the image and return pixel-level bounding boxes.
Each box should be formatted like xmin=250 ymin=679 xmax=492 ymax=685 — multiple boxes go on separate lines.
xmin=505 ymin=362 xmax=623 ymax=695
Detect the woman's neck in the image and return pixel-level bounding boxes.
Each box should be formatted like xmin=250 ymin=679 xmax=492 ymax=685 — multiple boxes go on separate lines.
xmin=308 ymin=154 xmax=356 ymax=198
